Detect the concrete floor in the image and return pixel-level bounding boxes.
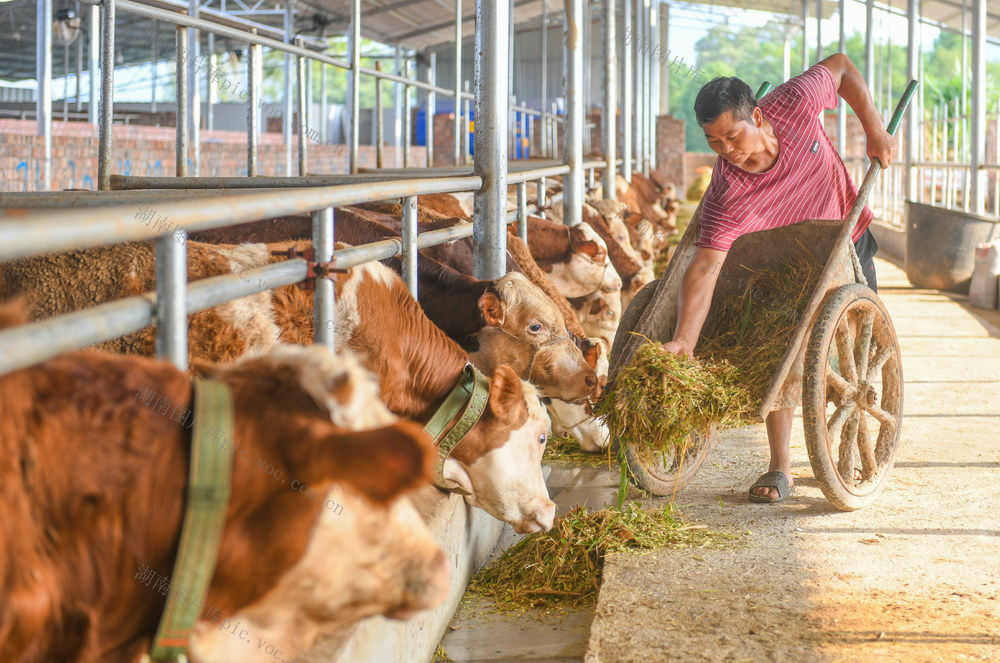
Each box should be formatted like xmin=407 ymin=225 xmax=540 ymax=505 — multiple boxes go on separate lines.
xmin=439 ymin=257 xmax=1000 ymax=663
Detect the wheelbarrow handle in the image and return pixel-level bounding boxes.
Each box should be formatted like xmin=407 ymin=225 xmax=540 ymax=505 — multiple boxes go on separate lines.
xmin=755 ymin=82 xmax=773 ymax=100
xmin=844 ymin=79 xmax=918 ymax=237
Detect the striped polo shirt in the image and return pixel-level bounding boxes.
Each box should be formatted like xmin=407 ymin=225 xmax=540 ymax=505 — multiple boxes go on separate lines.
xmin=696 ymin=64 xmax=873 ymax=252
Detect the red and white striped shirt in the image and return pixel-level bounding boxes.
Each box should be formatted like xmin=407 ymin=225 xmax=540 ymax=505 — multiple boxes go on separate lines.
xmin=696 ymin=64 xmax=873 ymax=252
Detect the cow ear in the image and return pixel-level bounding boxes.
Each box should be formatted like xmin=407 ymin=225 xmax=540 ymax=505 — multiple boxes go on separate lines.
xmin=588 ymin=298 xmax=608 ymax=317
xmin=488 ymin=365 xmax=526 ymax=424
xmin=478 ymin=292 xmax=505 ymax=327
xmin=326 ymin=420 xmax=435 ymax=504
xmin=580 ymin=338 xmax=601 ymax=370
xmin=569 ymin=226 xmax=603 ymax=261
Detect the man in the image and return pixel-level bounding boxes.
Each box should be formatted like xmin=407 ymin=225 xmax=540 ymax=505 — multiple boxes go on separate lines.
xmin=661 ymin=53 xmax=895 ymax=502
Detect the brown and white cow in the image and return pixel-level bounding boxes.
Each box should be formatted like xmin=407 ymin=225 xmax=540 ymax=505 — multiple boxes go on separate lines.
xmin=0 ymin=245 xmax=557 ymax=533
xmin=544 ymin=339 xmax=611 ymax=452
xmin=0 ymin=306 xmax=449 ymax=663
xmin=581 ymin=203 xmax=655 ymax=310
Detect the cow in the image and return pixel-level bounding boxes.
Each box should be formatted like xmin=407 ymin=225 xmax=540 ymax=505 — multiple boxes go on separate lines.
xmin=580 ymin=203 xmax=655 ymax=310
xmin=0 ymin=245 xmax=557 ymax=533
xmin=0 ymin=301 xmax=449 ymax=663
xmin=189 ymin=207 xmax=599 ymax=402
xmin=589 ymin=198 xmax=657 ymax=272
xmin=543 ymin=339 xmax=611 ymax=452
xmin=568 ymin=262 xmax=623 ymax=353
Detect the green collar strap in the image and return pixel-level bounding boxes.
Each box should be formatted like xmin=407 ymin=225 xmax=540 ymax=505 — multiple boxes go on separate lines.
xmin=423 ymin=364 xmax=490 ymax=494
xmin=148 ymin=378 xmax=235 ymax=662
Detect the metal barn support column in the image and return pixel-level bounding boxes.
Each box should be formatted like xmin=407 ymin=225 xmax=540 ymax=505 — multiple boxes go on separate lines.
xmin=801 ymin=0 xmax=808 ymax=72
xmin=905 ymin=0 xmax=918 ymax=200
xmin=463 ymin=80 xmax=471 ymax=164
xmin=188 ymin=0 xmax=200 ymax=176
xmin=538 ymin=176 xmax=547 ymax=218
xmin=454 ymin=0 xmax=462 ymax=164
xmin=472 ymin=0 xmax=510 ymax=280
xmin=970 ymin=0 xmax=986 ymax=214
xmin=283 ymin=3 xmax=293 ymax=176
xmin=349 ymin=0 xmax=361 ymax=173
xmin=376 ymin=61 xmax=384 ymax=167
xmin=297 ymin=39 xmax=307 ymax=176
xmin=155 ymin=230 xmax=188 ymax=370
xmin=564 ymin=0 xmax=584 ymax=227
xmin=621 ymin=0 xmax=632 ymax=180
xmin=649 ymin=1 xmax=657 ymax=175
xmin=402 ymin=196 xmax=419 ymax=295
xmin=151 ymin=26 xmax=158 ymax=113
xmin=248 ymin=30 xmax=260 ymax=176
xmin=207 ymin=33 xmax=215 ymax=131
xmin=321 ymin=63 xmax=327 ymax=144
xmin=541 ymin=2 xmax=548 ymax=158
xmin=783 ymin=23 xmax=792 ymax=81
xmin=76 ymin=2 xmax=83 ymax=113
xmin=837 ymin=0 xmax=846 ymax=156
xmin=815 ymin=0 xmax=822 ymax=61
xmin=404 ymin=72 xmax=412 ymax=166
xmin=634 ymin=0 xmax=645 ymax=176
xmin=175 ymin=25 xmax=188 ymax=177
xmin=98 ymin=0 xmax=114 ymax=190
xmin=517 ymin=181 xmax=527 ymax=240
xmin=37 ymin=0 xmax=52 ymax=190
xmin=427 ymin=51 xmax=436 ymax=167
xmin=312 ymin=207 xmax=335 ymax=347
xmin=865 ymin=0 xmax=874 ymax=86
xmin=88 ymin=4 xmax=98 ymax=125
xmin=395 ymin=47 xmax=403 ymax=166
xmin=659 ymin=3 xmax=669 ymax=113
xmin=603 ymin=0 xmax=617 ymax=199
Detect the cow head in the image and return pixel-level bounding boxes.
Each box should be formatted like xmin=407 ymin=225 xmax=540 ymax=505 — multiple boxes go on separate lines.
xmin=545 ymin=223 xmax=609 ymax=298
xmin=439 ymin=366 xmax=556 ymax=534
xmin=471 ymin=272 xmax=598 ymax=401
xmin=621 ymin=265 xmax=655 ymax=311
xmin=545 ymin=338 xmax=611 ymax=452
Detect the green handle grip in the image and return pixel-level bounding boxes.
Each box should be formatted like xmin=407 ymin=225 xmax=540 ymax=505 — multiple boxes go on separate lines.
xmin=885 ymin=79 xmax=918 ymax=138
xmin=755 ymin=82 xmax=772 ymax=100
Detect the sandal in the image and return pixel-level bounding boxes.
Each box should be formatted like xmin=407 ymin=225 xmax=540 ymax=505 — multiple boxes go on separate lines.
xmin=748 ymin=471 xmax=794 ymax=503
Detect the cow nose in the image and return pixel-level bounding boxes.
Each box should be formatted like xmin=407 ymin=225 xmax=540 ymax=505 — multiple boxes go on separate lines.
xmin=515 ymin=500 xmax=556 ymax=533
xmin=584 ymin=372 xmax=598 ymax=391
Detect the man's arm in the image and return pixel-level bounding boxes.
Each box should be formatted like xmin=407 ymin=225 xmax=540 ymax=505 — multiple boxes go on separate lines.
xmin=662 ymin=247 xmax=727 ymax=359
xmin=817 ymin=53 xmax=896 ymax=167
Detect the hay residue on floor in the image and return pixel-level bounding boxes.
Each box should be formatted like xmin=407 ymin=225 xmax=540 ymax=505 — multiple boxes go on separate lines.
xmin=467 ymin=503 xmax=734 ymax=613
xmin=544 ymin=434 xmax=613 ymax=467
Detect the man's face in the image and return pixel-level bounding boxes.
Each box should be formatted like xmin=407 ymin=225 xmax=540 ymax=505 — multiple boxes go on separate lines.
xmin=701 ymin=108 xmax=763 ymax=168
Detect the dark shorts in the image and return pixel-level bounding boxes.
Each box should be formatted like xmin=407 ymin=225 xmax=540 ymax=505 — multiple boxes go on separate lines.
xmin=854 ymin=228 xmax=879 ymax=293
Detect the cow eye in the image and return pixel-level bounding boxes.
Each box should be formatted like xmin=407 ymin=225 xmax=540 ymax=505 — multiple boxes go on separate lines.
xmin=528 ymin=323 xmax=543 ymax=333
xmin=539 ymin=434 xmax=547 ymax=445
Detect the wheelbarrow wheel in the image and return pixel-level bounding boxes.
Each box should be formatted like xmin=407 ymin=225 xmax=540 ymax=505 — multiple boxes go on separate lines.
xmin=609 ymin=279 xmax=716 ymax=497
xmin=802 ymin=283 xmax=903 ymax=511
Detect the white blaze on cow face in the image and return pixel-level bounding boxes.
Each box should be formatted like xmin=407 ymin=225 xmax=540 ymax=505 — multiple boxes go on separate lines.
xmin=188 ymin=488 xmax=450 ymax=663
xmin=547 ymin=224 xmax=609 ymax=298
xmin=442 ymin=375 xmax=555 ymax=534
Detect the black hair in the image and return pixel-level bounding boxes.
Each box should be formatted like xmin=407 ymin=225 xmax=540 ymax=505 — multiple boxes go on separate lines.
xmin=693 ymin=77 xmax=757 ymax=126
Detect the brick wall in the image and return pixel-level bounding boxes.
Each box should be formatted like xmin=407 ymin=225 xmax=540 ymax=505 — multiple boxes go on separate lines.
xmin=655 ymin=115 xmax=686 ymax=191
xmin=0 ymin=120 xmax=427 ymax=192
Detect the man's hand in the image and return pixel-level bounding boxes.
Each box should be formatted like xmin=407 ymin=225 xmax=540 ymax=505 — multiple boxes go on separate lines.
xmin=661 ymin=339 xmax=695 ymax=360
xmin=866 ymin=129 xmax=896 ymax=168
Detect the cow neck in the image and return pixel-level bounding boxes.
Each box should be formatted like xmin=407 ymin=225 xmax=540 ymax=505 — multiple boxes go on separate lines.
xmin=421 ymin=277 xmax=492 ymax=344
xmin=526 ymin=222 xmax=571 ymax=262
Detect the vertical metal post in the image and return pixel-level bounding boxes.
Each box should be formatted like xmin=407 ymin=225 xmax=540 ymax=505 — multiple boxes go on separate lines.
xmin=349 ymin=0 xmax=360 ymax=173
xmin=76 ymin=1 xmax=83 ymax=112
xmin=801 ymin=0 xmax=808 ymax=72
xmin=454 ymin=0 xmax=462 ymax=164
xmin=783 ymin=25 xmax=791 ymax=82
xmin=376 ymin=61 xmax=384 ymax=168
xmin=188 ymin=0 xmax=200 ymax=177
xmin=815 ymin=0 xmax=822 ymax=61
xmin=510 ymin=94 xmax=517 ymax=158
xmin=155 ymin=228 xmax=189 ymax=370
xmin=283 ymin=2 xmax=293 ymax=176
xmin=401 ymin=196 xmax=419 ymax=295
xmin=98 ymin=0 xmax=114 ymax=190
xmin=427 ymin=51 xmax=436 ymax=167
xmin=313 ymin=207 xmax=335 ymax=347
xmin=176 ymin=25 xmax=188 ymax=177
xmin=463 ymin=80 xmax=471 ymax=165
xmin=634 ymin=0 xmax=645 ymax=176
xmin=404 ymin=75 xmax=412 ymax=167
xmin=865 ymin=0 xmax=874 ymax=91
xmin=837 ymin=0 xmax=846 ymax=156
xmin=621 ymin=0 xmax=632 ymax=180
xmin=508 ymin=1 xmax=515 ymax=160
xmin=905 ymin=0 xmax=918 ymax=201
xmin=151 ymin=24 xmax=158 ymax=113
xmin=969 ymin=0 xmax=986 ymax=215
xmin=564 ymin=0 xmax=583 ymax=227
xmin=248 ymin=31 xmax=259 ymax=177
xmin=473 ymin=0 xmax=510 ymax=280
xmin=88 ymin=4 xmax=98 ymax=126
xmin=36 ymin=0 xmax=52 ymax=190
xmin=516 ymin=181 xmax=527 ymax=241
xmin=207 ymin=32 xmax=215 ymax=132
xmin=603 ymin=0 xmax=616 ymax=198
xmin=541 ymin=1 xmax=548 ymax=158
xmin=297 ymin=39 xmax=307 ymax=176
xmin=538 ymin=177 xmax=547 ymax=218
xmin=649 ymin=0 xmax=658 ymax=176
xmin=395 ymin=47 xmax=403 ymax=166
xmin=320 ymin=63 xmax=327 ymax=144
xmin=659 ymin=3 xmax=669 ymax=113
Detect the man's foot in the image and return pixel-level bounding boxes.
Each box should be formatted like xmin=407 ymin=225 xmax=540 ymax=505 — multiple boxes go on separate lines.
xmin=748 ymin=471 xmax=794 ymax=503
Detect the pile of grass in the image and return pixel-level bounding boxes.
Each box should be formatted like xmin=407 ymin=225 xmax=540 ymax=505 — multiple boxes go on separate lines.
xmin=468 ymin=503 xmax=732 ymax=612
xmin=543 ymin=434 xmax=611 ymax=467
xmin=596 ymin=257 xmax=819 ymax=457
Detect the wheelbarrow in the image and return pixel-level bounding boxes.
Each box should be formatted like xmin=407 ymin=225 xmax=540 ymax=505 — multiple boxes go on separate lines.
xmin=608 ymin=80 xmax=917 ymax=511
